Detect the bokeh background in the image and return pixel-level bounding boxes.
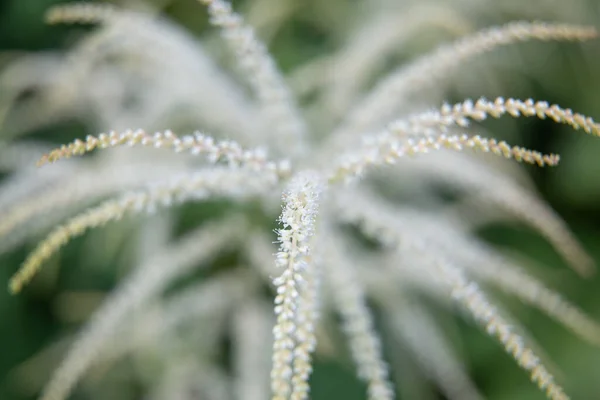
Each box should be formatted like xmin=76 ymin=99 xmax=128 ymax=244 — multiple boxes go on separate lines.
xmin=1 ymin=0 xmax=600 ymax=399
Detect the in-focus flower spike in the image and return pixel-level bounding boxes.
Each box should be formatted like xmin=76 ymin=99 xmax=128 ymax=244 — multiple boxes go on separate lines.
xmin=291 ymin=234 xmax=322 ymax=400
xmin=271 ymin=171 xmax=324 ymax=400
xmin=417 ymin=97 xmax=600 ymax=137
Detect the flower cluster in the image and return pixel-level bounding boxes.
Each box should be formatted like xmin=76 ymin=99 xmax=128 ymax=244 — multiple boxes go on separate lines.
xmin=2 ymin=1 xmax=600 ymax=400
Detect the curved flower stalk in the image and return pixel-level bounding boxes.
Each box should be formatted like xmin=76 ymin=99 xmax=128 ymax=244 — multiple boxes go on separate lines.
xmin=325 ymin=95 xmax=600 ymax=183
xmin=37 ymin=128 xmax=290 ymax=173
xmin=99 ymin=270 xmax=257 ymax=371
xmin=330 ymin=131 xmax=560 ymax=184
xmin=341 ymin=187 xmax=600 ymax=349
xmin=1 ymin=10 xmax=200 ymax=139
xmin=439 ymin=265 xmax=568 ymax=400
xmin=326 ymin=21 xmax=597 ymax=149
xmin=327 ymin=96 xmax=600 ymax=276
xmin=474 ymin=0 xmax=597 ymax=24
xmin=39 ymin=3 xmax=265 ymax=143
xmin=0 ymin=160 xmax=186 ymax=248
xmin=377 ymin=97 xmax=600 ymax=143
xmin=438 ymin=265 xmax=568 ymax=400
xmin=199 ymin=0 xmax=308 ymax=157
xmin=337 ymin=198 xmax=569 ymax=400
xmin=0 ymin=54 xmax=64 ymax=131
xmin=321 ymin=2 xmax=472 ymax=120
xmin=409 ymin=215 xmax=600 ymax=347
xmin=323 ymin=231 xmax=394 ymax=400
xmin=71 ymin=271 xmax=252 ymax=391
xmin=357 ymin=240 xmax=561 ymax=381
xmin=0 ymin=53 xmax=82 ymax=140
xmin=388 ymin=150 xmax=594 ymax=276
xmin=8 ymin=168 xmax=273 ymax=293
xmin=45 ymin=3 xmax=120 ymax=25
xmin=37 ymin=218 xmax=246 ymax=400
xmin=0 ymin=147 xmax=73 ymax=210
xmin=469 ymin=255 xmax=600 ymax=347
xmin=385 ymin=299 xmax=483 ymax=400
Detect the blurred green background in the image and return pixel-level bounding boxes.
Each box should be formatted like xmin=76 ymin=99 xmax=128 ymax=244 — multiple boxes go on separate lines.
xmin=1 ymin=0 xmax=600 ymax=399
